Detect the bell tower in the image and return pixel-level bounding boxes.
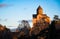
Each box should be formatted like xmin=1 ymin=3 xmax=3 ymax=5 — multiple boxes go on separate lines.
xmin=37 ymin=6 xmax=43 ymax=15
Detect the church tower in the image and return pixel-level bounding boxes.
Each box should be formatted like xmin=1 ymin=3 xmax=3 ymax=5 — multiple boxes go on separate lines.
xmin=37 ymin=6 xmax=43 ymax=15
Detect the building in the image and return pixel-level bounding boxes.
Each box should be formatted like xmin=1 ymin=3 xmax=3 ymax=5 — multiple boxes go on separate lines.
xmin=32 ymin=6 xmax=50 ymax=30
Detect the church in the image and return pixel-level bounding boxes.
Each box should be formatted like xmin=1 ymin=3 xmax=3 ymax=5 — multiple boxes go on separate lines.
xmin=32 ymin=6 xmax=50 ymax=30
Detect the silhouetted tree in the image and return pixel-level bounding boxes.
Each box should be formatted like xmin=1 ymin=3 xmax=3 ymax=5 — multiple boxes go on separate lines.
xmin=54 ymin=15 xmax=59 ymax=21
xmin=48 ymin=20 xmax=56 ymax=39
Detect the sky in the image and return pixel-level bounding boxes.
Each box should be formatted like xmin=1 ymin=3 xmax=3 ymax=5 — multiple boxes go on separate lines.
xmin=0 ymin=0 xmax=60 ymax=28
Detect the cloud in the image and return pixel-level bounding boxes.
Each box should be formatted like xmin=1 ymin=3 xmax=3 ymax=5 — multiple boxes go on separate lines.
xmin=0 ymin=4 xmax=13 ymax=8
xmin=28 ymin=20 xmax=32 ymax=22
xmin=24 ymin=8 xmax=27 ymax=10
xmin=0 ymin=19 xmax=2 ymax=21
xmin=0 ymin=18 xmax=7 ymax=22
xmin=17 ymin=20 xmax=32 ymax=23
xmin=4 ymin=19 xmax=7 ymax=21
xmin=17 ymin=20 xmax=21 ymax=23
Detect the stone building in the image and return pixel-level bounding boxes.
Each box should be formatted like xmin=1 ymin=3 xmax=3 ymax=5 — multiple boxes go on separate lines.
xmin=32 ymin=6 xmax=50 ymax=30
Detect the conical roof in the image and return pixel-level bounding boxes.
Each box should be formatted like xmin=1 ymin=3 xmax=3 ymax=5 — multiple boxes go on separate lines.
xmin=37 ymin=5 xmax=43 ymax=15
xmin=37 ymin=6 xmax=42 ymax=10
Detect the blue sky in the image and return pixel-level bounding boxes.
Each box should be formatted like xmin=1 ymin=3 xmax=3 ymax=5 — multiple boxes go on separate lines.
xmin=0 ymin=0 xmax=60 ymax=28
